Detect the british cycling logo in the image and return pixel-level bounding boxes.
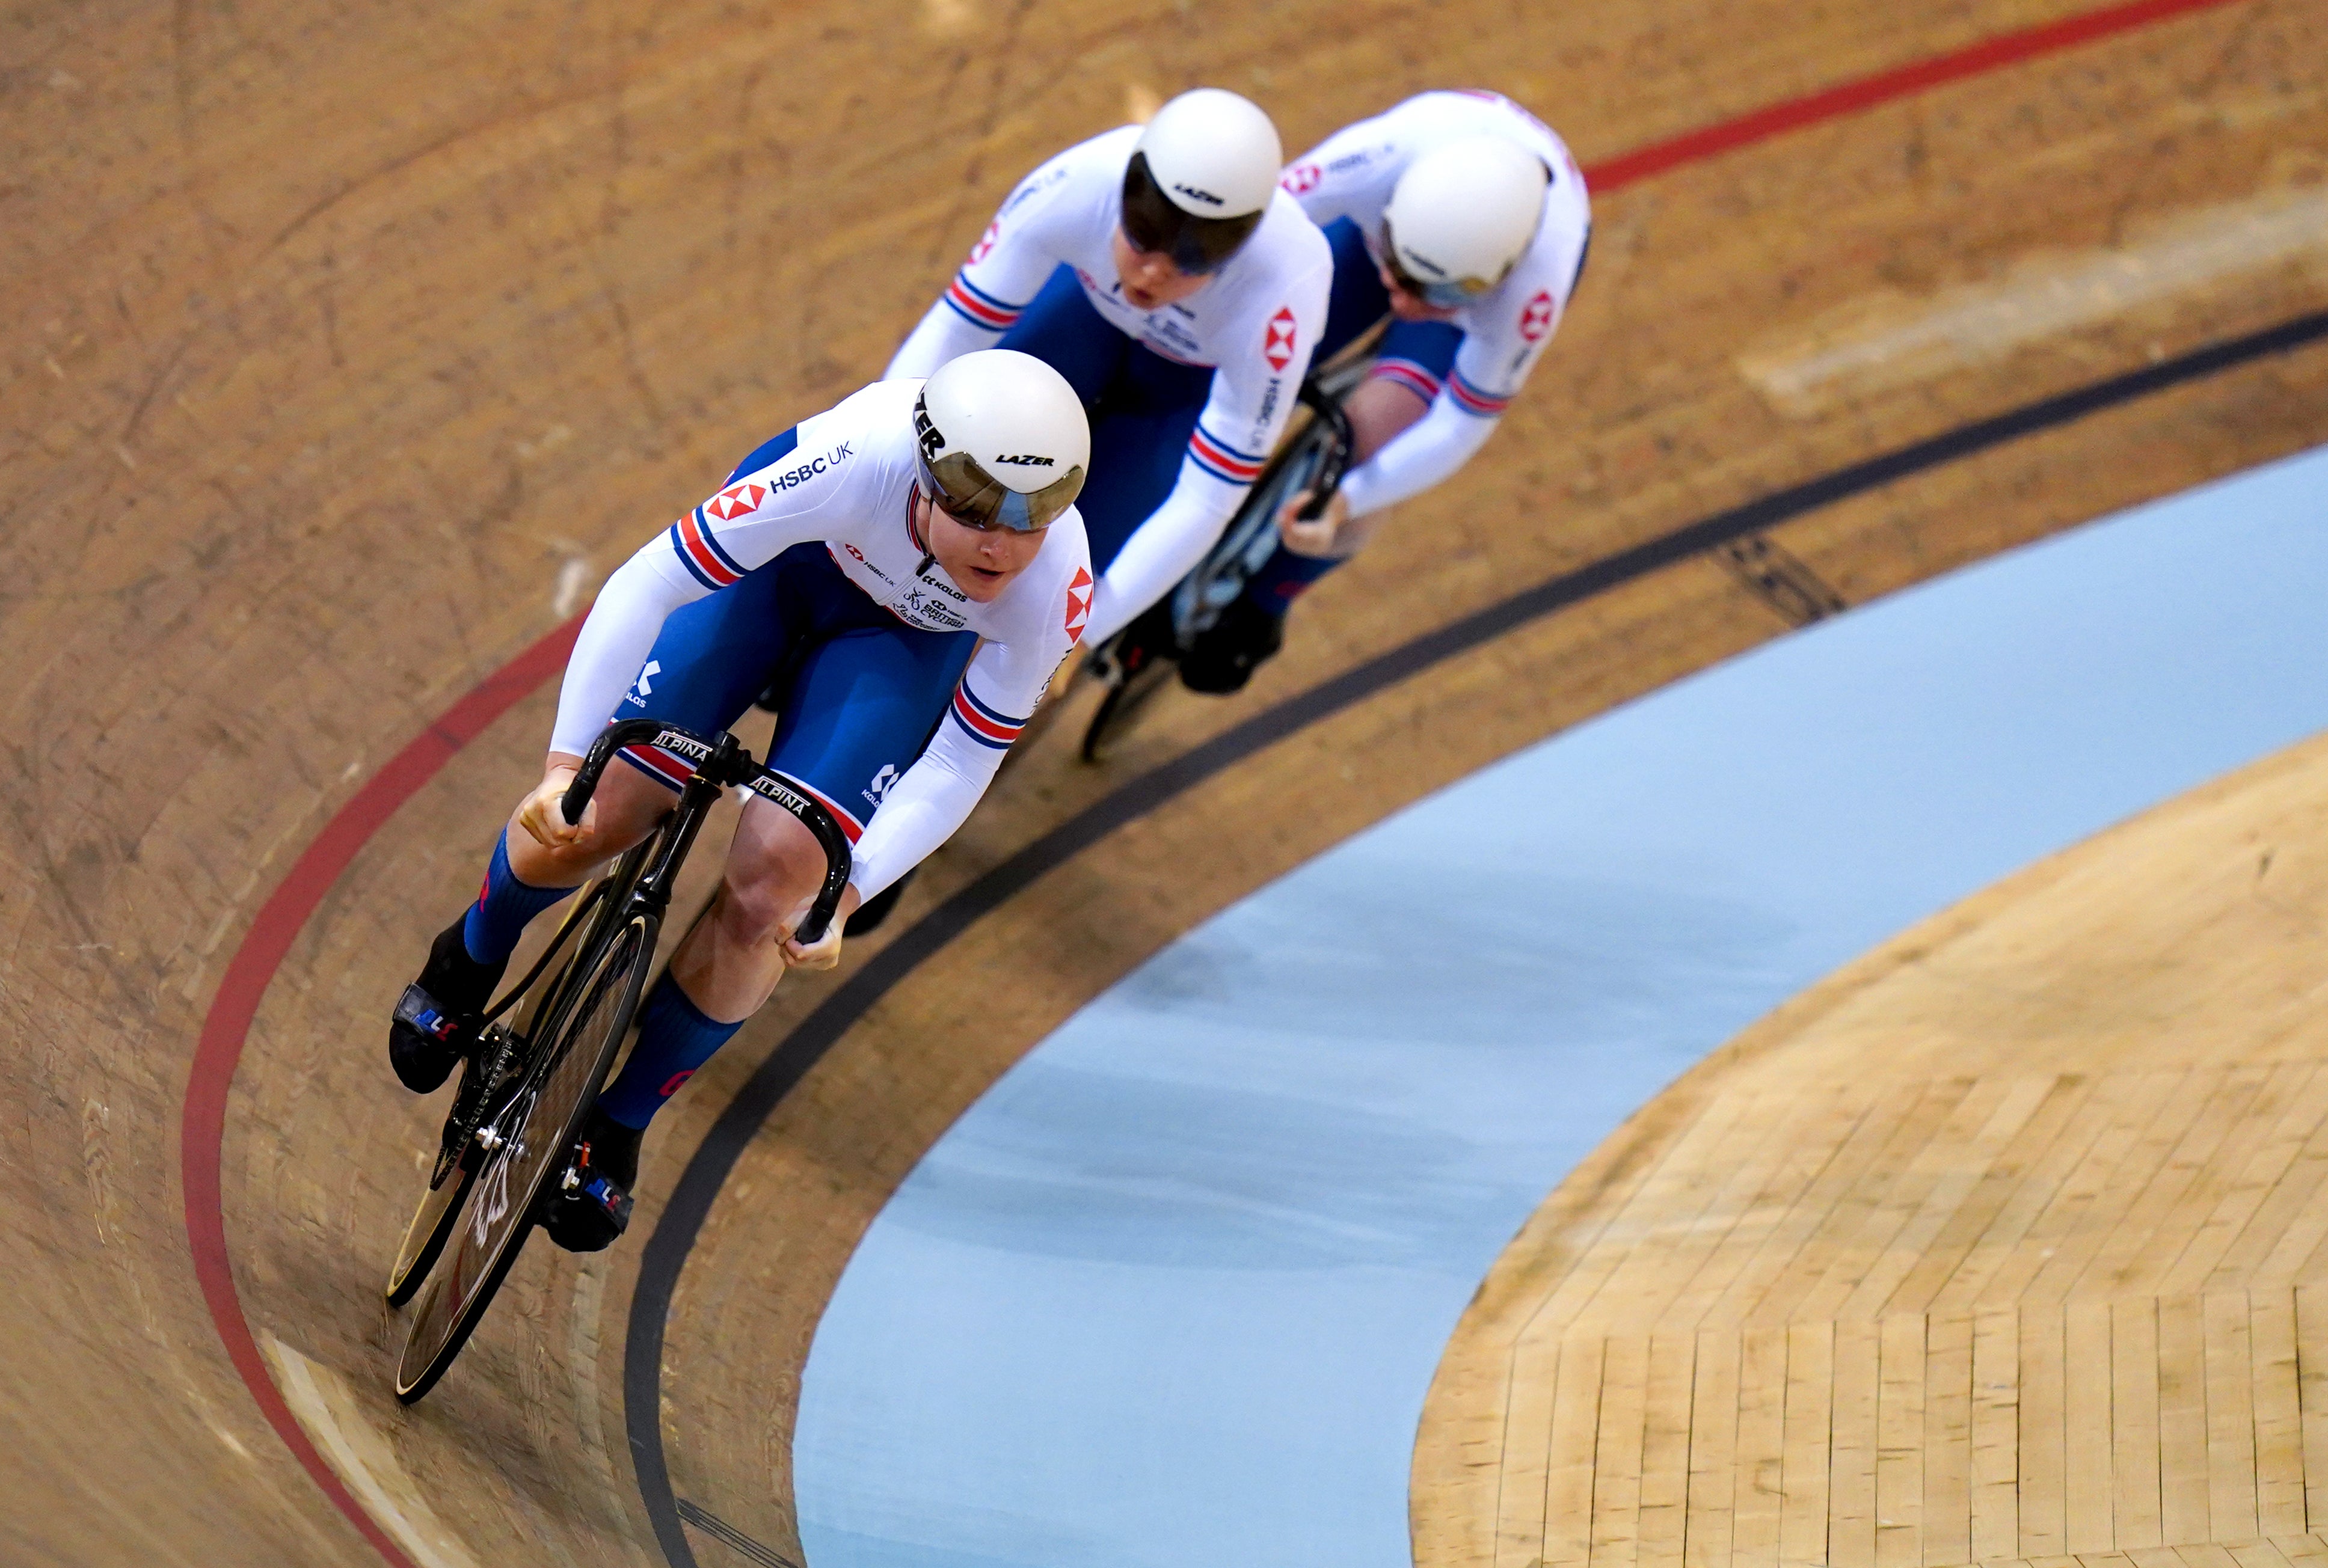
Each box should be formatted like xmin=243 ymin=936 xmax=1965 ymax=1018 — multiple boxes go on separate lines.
xmin=1519 ymin=289 xmax=1556 ymax=343
xmin=900 ymin=587 xmax=966 ymax=629
xmin=862 ymin=763 xmax=899 ymax=809
xmin=1263 ymin=307 xmax=1297 ymax=372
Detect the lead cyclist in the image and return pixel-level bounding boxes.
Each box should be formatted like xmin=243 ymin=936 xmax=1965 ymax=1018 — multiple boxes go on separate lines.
xmin=386 ymin=351 xmax=1093 ymax=1252
xmin=1178 ymin=90 xmax=1594 ymax=692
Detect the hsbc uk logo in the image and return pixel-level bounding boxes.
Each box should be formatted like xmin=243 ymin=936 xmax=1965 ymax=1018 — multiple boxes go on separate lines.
xmin=1519 ymin=289 xmax=1556 ymax=343
xmin=1262 ymin=307 xmax=1297 ymax=373
xmin=1064 ymin=565 xmax=1092 ymax=643
xmin=1282 ymin=162 xmax=1321 ymax=195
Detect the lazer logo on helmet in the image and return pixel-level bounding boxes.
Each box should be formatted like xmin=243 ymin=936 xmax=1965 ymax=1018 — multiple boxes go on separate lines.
xmin=915 ymin=407 xmax=945 ymax=462
xmin=1173 ymin=183 xmax=1225 ymax=206
xmin=993 ymin=454 xmax=1054 ymax=467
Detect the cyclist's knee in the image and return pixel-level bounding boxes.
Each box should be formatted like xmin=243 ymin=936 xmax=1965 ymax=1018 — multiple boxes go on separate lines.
xmin=719 ymin=805 xmax=828 ymax=943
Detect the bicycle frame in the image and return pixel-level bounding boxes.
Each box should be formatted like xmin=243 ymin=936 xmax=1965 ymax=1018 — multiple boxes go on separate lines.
xmin=563 ymin=719 xmax=853 ymax=946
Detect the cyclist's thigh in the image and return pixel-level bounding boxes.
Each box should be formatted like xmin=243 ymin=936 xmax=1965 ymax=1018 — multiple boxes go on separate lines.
xmin=760 ymin=617 xmax=978 ymax=845
xmin=607 ymin=546 xmax=812 ymax=794
xmin=1371 ymin=317 xmax=1463 ymax=398
xmin=997 ymin=265 xmax=1127 ymax=405
xmin=1318 ymin=215 xmax=1393 ymax=363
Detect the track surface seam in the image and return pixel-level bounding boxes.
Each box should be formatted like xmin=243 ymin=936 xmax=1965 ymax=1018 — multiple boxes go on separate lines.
xmin=167 ymin=1 xmax=2262 ymax=1561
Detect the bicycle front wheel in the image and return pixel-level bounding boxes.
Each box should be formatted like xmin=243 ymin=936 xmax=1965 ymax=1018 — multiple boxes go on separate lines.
xmin=393 ymin=912 xmax=654 ymax=1403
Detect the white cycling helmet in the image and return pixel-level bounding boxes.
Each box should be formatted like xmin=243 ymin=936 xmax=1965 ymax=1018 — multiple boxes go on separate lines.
xmin=1121 ymin=88 xmax=1283 ymax=272
xmin=912 ymin=350 xmax=1089 ymax=533
xmin=1381 ymin=136 xmax=1550 ymax=308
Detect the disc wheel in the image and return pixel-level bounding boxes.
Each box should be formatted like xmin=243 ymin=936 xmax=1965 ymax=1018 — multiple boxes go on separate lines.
xmin=393 ymin=914 xmax=652 ymax=1403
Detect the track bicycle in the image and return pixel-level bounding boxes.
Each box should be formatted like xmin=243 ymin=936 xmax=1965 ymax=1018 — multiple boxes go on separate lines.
xmin=384 ymin=718 xmax=850 ymax=1403
xmin=1078 ymin=360 xmax=1363 ymax=762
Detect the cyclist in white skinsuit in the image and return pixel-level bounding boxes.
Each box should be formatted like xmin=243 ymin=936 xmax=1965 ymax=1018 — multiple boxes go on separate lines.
xmin=887 ymin=88 xmax=1334 ymax=649
xmin=388 ymin=352 xmax=1092 ymax=1252
xmin=1178 ymin=90 xmax=1594 ymax=692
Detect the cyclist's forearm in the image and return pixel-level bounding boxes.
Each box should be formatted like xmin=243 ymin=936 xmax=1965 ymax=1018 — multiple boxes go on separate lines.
xmin=548 ymin=548 xmax=701 ymax=756
xmin=847 ymin=730 xmax=996 ymax=901
xmin=1086 ymin=475 xmax=1242 ymax=644
xmin=885 ymin=301 xmax=995 ymax=381
xmin=1340 ymin=395 xmax=1499 ymax=519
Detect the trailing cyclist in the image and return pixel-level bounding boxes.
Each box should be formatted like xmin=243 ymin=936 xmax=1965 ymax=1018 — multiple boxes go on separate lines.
xmin=1177 ymin=90 xmax=1594 ymax=693
xmin=387 ymin=351 xmax=1093 ymax=1252
xmin=885 ymin=87 xmax=1333 ymax=651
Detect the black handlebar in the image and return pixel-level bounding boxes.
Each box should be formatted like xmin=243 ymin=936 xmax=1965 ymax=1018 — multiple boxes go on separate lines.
xmin=1294 ymin=381 xmax=1356 ymax=521
xmin=564 ymin=718 xmax=855 ymax=946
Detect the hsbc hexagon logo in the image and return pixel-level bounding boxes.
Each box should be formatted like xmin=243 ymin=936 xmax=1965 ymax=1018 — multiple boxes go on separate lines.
xmin=1518 ymin=289 xmax=1557 ymax=343
xmin=1262 ymin=307 xmax=1298 ymax=373
xmin=1282 ymin=162 xmax=1321 ymax=195
xmin=1064 ymin=566 xmax=1092 ymax=643
xmin=707 ymin=482 xmax=765 ymax=521
xmin=968 ymin=221 xmax=1001 ymax=265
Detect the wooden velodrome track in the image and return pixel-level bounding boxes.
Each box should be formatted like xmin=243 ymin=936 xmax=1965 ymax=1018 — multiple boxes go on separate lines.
xmin=5 ymin=0 xmax=2327 ymax=1563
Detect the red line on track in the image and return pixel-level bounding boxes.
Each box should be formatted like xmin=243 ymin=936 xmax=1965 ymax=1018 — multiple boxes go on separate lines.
xmin=1583 ymin=0 xmax=2246 ymax=191
xmin=180 ymin=620 xmax=577 ymax=1568
xmin=174 ymin=0 xmax=2251 ymax=1557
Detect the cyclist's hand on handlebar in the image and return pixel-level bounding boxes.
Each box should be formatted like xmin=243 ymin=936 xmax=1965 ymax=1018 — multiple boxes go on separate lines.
xmin=1277 ymin=488 xmax=1351 ymax=559
xmin=781 ymin=883 xmax=864 ymax=972
xmin=517 ymin=761 xmax=589 ymax=850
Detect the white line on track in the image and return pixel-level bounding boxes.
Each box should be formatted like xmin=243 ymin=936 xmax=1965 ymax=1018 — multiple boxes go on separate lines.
xmin=1740 ymin=183 xmax=2328 ymax=415
xmin=262 ymin=1335 xmax=484 ymax=1568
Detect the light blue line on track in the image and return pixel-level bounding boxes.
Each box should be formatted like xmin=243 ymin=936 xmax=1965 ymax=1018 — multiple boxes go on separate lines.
xmin=794 ymin=444 xmax=2328 ymax=1568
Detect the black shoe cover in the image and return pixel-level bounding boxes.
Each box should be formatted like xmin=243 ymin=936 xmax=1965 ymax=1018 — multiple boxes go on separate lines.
xmin=543 ymin=1109 xmax=642 ymax=1254
xmin=1179 ymin=594 xmax=1285 ymax=694
xmin=387 ymin=917 xmax=506 ymax=1093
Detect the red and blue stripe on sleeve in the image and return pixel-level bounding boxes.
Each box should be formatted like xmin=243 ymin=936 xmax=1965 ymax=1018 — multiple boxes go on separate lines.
xmin=942 ymin=272 xmax=1024 ymax=332
xmin=1447 ymin=367 xmax=1515 ymax=418
xmin=1368 ymin=357 xmax=1444 ymax=404
xmin=1187 ymin=421 xmax=1267 ymax=486
xmin=948 ymin=682 xmax=1027 ymax=751
xmin=668 ymin=507 xmax=749 ymax=590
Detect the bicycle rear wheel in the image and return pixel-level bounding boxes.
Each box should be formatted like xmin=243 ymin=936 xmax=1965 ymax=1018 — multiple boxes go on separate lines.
xmin=393 ymin=911 xmax=654 ymax=1402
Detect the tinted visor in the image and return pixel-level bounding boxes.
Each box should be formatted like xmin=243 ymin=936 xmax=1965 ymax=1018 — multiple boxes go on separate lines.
xmin=1120 ymin=152 xmax=1262 ymax=275
xmin=1380 ymin=215 xmax=1506 ymax=311
xmin=917 ymin=447 xmax=1084 ymax=534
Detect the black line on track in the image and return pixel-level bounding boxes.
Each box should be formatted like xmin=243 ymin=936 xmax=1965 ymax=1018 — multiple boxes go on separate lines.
xmin=626 ymin=308 xmax=2328 ymax=1567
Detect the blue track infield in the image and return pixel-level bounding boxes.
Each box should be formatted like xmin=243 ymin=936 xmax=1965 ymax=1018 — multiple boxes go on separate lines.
xmin=793 ymin=443 xmax=2328 ymax=1568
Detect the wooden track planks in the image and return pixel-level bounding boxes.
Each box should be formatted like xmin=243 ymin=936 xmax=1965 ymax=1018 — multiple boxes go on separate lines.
xmin=1413 ymin=733 xmax=2328 ymax=1568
